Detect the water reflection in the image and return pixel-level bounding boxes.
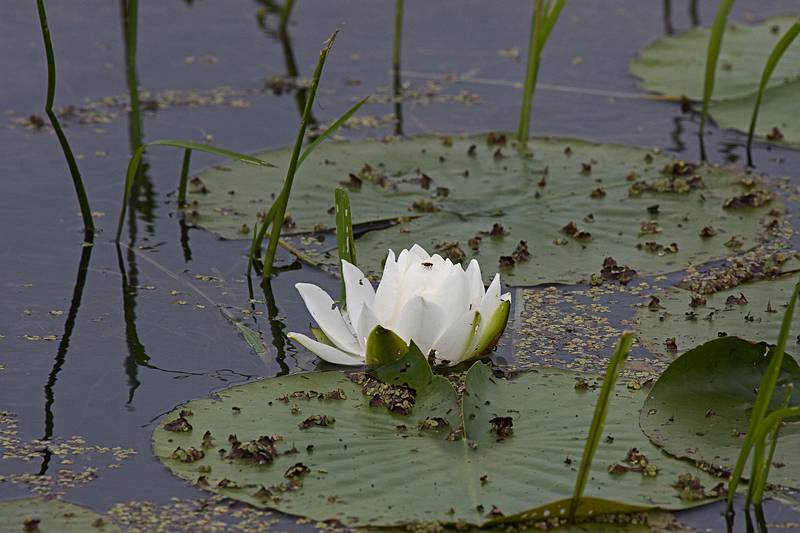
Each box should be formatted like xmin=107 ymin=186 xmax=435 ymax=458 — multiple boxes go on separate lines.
xmin=393 ymin=0 xmax=404 ymax=135
xmin=663 ymin=0 xmax=674 ymax=35
xmin=39 ymin=234 xmax=94 ymax=475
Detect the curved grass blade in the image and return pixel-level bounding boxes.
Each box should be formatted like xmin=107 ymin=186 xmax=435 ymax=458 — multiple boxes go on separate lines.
xmin=297 ymin=96 xmax=368 ymax=168
xmin=115 ymin=141 xmax=273 ymax=241
xmin=726 ymin=279 xmax=800 ymax=515
xmin=746 ymin=20 xmax=800 ymax=165
xmin=568 ymin=331 xmax=635 ymax=522
xmin=698 ymin=0 xmax=735 ymax=141
xmin=35 ymin=0 xmax=94 ymax=234
xmin=749 ymin=384 xmax=793 ymax=506
xmin=335 ymin=187 xmax=356 ymax=305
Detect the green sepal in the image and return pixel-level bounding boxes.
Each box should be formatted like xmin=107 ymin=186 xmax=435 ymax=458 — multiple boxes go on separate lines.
xmin=473 ymin=299 xmax=510 ymax=356
xmin=365 ymin=325 xmax=409 ymax=367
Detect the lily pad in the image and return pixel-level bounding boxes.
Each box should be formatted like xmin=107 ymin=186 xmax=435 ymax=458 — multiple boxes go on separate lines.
xmin=630 ymin=16 xmax=800 ymax=101
xmin=0 ymin=497 xmax=118 ymax=532
xmin=191 ymin=135 xmax=777 ymax=286
xmin=154 ymin=347 xmax=723 ymax=527
xmin=636 ymin=274 xmax=799 ymax=357
xmin=640 ymin=336 xmax=800 ymax=488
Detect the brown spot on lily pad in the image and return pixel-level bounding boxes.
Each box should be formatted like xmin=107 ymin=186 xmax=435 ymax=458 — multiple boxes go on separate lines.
xmin=171 ymin=446 xmax=205 ymax=463
xmin=489 ymin=416 xmax=513 ymax=439
xmin=298 ymin=415 xmax=335 ymax=430
xmin=164 ymin=416 xmax=193 ymax=432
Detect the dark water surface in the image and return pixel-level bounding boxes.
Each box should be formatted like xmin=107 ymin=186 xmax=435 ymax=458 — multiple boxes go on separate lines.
xmin=1 ymin=0 xmax=799 ymax=530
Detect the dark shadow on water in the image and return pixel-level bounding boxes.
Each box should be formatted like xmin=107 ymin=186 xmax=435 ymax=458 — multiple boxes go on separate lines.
xmin=663 ymin=0 xmax=674 ymax=35
xmin=178 ymin=215 xmax=193 ymax=263
xmin=39 ymin=233 xmax=94 ymax=476
xmin=393 ymin=0 xmax=404 ymax=135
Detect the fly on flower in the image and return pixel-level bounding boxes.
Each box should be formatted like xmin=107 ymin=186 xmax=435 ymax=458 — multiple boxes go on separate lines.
xmin=287 ymin=244 xmax=511 ymax=366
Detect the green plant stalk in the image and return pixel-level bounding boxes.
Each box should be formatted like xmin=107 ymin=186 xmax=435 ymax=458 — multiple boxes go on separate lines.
xmin=393 ymin=0 xmax=404 ymax=134
xmin=568 ymin=331 xmax=635 ymax=521
xmin=749 ymin=384 xmax=794 ymax=506
xmin=335 ymin=188 xmax=357 ymax=305
xmin=116 ymin=140 xmax=272 ymax=241
xmin=515 ymin=0 xmax=564 ymax=144
xmin=279 ymin=0 xmax=294 ymax=34
xmin=742 ymin=405 xmax=800 ymax=505
xmin=35 ymin=0 xmax=95 ymax=234
xmin=726 ymin=280 xmax=800 ymax=514
xmin=699 ymin=0 xmax=735 ymax=138
xmin=260 ymin=32 xmax=337 ymax=278
xmin=746 ymin=21 xmax=800 ymax=161
xmin=177 ymin=148 xmax=192 ymax=206
xmin=122 ymin=0 xmax=142 ymax=151
xmin=248 ymin=200 xmax=279 ymax=275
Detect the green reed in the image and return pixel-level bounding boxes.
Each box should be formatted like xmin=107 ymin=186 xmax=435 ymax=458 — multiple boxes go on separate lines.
xmin=748 ymin=384 xmax=794 ymax=507
xmin=568 ymin=331 xmax=635 ymax=522
xmin=516 ymin=0 xmax=564 ymax=144
xmin=335 ymin=188 xmax=357 ymax=305
xmin=35 ymin=0 xmax=95 ymax=234
xmin=698 ymin=0 xmax=734 ymax=148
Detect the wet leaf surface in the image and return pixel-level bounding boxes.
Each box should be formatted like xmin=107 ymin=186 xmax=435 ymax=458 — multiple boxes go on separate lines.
xmin=0 ymin=497 xmax=120 ymax=533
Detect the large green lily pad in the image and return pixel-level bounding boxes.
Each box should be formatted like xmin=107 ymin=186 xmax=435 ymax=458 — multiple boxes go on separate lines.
xmin=630 ymin=16 xmax=800 ymax=101
xmin=636 ymin=274 xmax=799 ymax=357
xmin=0 ymin=497 xmax=119 ymax=532
xmin=191 ymin=135 xmax=777 ymax=286
xmin=640 ymin=336 xmax=800 ymax=488
xmin=154 ymin=347 xmax=723 ymax=527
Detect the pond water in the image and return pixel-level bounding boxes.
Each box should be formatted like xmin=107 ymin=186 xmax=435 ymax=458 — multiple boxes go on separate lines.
xmin=1 ymin=0 xmax=799 ymax=531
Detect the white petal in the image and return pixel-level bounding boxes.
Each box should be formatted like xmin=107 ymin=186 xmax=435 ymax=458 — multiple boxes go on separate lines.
xmin=342 ymin=260 xmax=375 ymax=330
xmin=393 ymin=295 xmax=446 ymax=355
xmin=409 ymin=243 xmax=431 ymax=261
xmin=431 ymin=309 xmax=480 ymax=365
xmin=287 ymin=332 xmax=364 ymax=366
xmin=428 ymin=267 xmax=469 ymax=328
xmin=374 ymin=253 xmax=401 ymax=324
xmin=465 ymin=259 xmax=484 ymax=311
xmin=471 ymin=274 xmax=505 ymax=352
xmin=295 ymin=283 xmax=360 ymax=354
xmin=354 ymin=302 xmax=379 ymax=350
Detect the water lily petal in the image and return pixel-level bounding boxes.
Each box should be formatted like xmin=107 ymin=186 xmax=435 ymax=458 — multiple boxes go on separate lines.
xmin=354 ymin=302 xmax=379 ymax=350
xmin=431 ymin=309 xmax=481 ymax=365
xmin=465 ymin=259 xmax=484 ymax=311
xmin=342 ymin=260 xmax=375 ymax=330
xmin=287 ymin=332 xmax=364 ymax=366
xmin=409 ymin=243 xmax=430 ymax=261
xmin=429 ymin=265 xmax=469 ymax=328
xmin=295 ymin=283 xmax=360 ymax=354
xmin=374 ymin=251 xmax=400 ymax=324
xmin=393 ymin=295 xmax=446 ymax=355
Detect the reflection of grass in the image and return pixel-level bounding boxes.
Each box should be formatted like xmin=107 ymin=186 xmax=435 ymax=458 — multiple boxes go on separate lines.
xmin=568 ymin=331 xmax=635 ymax=522
xmin=34 ymin=0 xmax=94 ymax=234
xmin=698 ymin=0 xmax=734 ymax=154
xmin=746 ymin=21 xmax=800 ymax=165
xmin=726 ymin=279 xmax=799 ymax=515
xmin=516 ymin=0 xmax=564 ymax=144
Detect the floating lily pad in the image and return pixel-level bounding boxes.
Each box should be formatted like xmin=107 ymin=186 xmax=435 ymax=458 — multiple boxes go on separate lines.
xmin=192 ymin=135 xmax=777 ymax=286
xmin=641 ymin=336 xmax=800 ymax=488
xmin=154 ymin=347 xmax=722 ymax=527
xmin=630 ymin=16 xmax=800 ymax=101
xmin=0 ymin=497 xmax=118 ymax=532
xmin=636 ymin=274 xmax=798 ymax=357
xmin=710 ymin=80 xmax=800 ymax=147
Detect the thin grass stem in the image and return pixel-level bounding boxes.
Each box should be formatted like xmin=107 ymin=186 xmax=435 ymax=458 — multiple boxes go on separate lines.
xmin=568 ymin=331 xmax=635 ymax=522
xmin=335 ymin=188 xmax=356 ymax=305
xmin=699 ymin=0 xmax=735 ymax=146
xmin=177 ymin=148 xmax=192 ymax=207
xmin=749 ymin=384 xmax=793 ymax=506
xmin=279 ymin=0 xmax=294 ymax=34
xmin=393 ymin=0 xmax=404 ymax=135
xmin=35 ymin=0 xmax=95 ymax=234
xmin=726 ymin=279 xmax=800 ymax=515
xmin=121 ymin=0 xmax=143 ymax=151
xmin=746 ymin=21 xmax=800 ymax=166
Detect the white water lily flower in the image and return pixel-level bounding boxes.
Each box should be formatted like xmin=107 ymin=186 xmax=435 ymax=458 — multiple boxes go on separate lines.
xmin=287 ymin=244 xmax=511 ymax=366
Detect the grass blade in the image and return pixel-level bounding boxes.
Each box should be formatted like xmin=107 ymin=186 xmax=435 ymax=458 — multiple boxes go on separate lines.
xmin=568 ymin=331 xmax=635 ymax=521
xmin=297 ymin=96 xmax=369 ymax=168
xmin=749 ymin=384 xmax=793 ymax=506
xmin=115 ymin=141 xmax=273 ymax=241
xmin=35 ymin=0 xmax=95 ymax=234
xmin=259 ymin=32 xmax=338 ymax=277
xmin=177 ymin=148 xmax=192 ymax=206
xmin=746 ymin=20 xmax=800 ymax=165
xmin=121 ymin=0 xmax=143 ymax=151
xmin=335 ymin=187 xmax=357 ymax=305
xmin=726 ymin=279 xmax=800 ymax=515
xmin=516 ymin=0 xmax=564 ymax=144
xmin=393 ymin=0 xmax=404 ymax=135
xmin=248 ymin=200 xmax=280 ymax=276
xmin=699 ymin=0 xmax=735 ymax=142
xmin=279 ymin=0 xmax=294 ymax=34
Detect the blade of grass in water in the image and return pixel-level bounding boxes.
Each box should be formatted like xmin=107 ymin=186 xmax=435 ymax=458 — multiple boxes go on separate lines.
xmin=748 ymin=384 xmax=793 ymax=506
xmin=177 ymin=148 xmax=192 ymax=206
xmin=699 ymin=0 xmax=735 ymax=144
xmin=393 ymin=0 xmax=404 ymax=135
xmin=335 ymin=188 xmax=357 ymax=305
xmin=746 ymin=20 xmax=800 ymax=165
xmin=726 ymin=279 xmax=800 ymax=515
xmin=35 ymin=0 xmax=95 ymax=234
xmin=121 ymin=0 xmax=142 ymax=151
xmin=279 ymin=0 xmax=294 ymax=34
xmin=516 ymin=0 xmax=564 ymax=144
xmin=116 ymin=140 xmax=273 ymax=241
xmin=568 ymin=331 xmax=635 ymax=522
